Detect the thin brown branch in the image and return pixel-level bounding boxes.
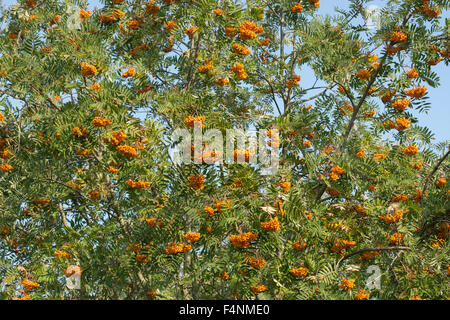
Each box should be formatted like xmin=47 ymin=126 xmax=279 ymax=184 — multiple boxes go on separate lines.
xmin=422 ymin=147 xmax=449 ymax=200
xmin=337 ymin=246 xmax=410 ymax=268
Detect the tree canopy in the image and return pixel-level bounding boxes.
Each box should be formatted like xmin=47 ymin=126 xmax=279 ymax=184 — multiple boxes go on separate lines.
xmin=0 ymin=0 xmax=449 ymax=300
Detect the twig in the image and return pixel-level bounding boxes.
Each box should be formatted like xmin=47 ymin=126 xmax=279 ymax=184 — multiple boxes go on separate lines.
xmin=296 ymin=84 xmax=335 ymax=105
xmin=341 ymin=58 xmax=385 ymax=142
xmin=421 ymin=148 xmax=449 ymax=201
xmin=336 ymin=246 xmax=410 ymax=268
xmin=260 ymin=73 xmax=282 ymax=115
xmin=58 ymin=202 xmax=69 ymax=229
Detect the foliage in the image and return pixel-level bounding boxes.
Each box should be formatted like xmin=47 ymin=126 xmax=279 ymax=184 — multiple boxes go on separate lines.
xmin=0 ymin=0 xmax=449 ymax=300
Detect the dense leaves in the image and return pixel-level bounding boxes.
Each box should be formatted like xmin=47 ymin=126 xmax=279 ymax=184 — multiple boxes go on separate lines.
xmin=0 ymin=0 xmax=449 ymax=300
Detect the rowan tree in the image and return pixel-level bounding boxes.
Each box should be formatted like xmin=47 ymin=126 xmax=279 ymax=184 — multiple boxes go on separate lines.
xmin=0 ymin=0 xmax=449 ymax=300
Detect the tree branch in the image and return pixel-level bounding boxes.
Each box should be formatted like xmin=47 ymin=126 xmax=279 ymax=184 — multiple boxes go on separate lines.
xmin=337 ymin=246 xmax=410 ymax=268
xmin=421 ymin=147 xmax=449 ymax=200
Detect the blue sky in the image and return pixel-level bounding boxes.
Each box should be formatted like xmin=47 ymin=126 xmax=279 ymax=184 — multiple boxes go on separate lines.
xmin=1 ymin=0 xmax=448 ymax=142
